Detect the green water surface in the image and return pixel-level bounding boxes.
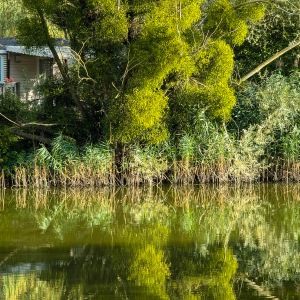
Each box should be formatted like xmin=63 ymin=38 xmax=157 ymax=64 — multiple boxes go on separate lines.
xmin=0 ymin=184 xmax=299 ymax=299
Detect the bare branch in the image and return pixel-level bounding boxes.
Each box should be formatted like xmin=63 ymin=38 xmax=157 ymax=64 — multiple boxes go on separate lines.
xmin=20 ymin=122 xmax=58 ymax=127
xmin=71 ymin=47 xmax=98 ymax=84
xmin=239 ymin=39 xmax=300 ymax=84
xmin=0 ymin=112 xmax=20 ymax=127
xmin=233 ymin=0 xmax=270 ymax=9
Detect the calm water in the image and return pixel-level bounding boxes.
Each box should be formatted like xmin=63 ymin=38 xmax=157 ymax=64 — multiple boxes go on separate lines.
xmin=0 ymin=184 xmax=299 ymax=299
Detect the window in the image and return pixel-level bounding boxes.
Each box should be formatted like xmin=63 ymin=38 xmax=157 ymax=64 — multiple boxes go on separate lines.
xmin=39 ymin=59 xmax=53 ymax=79
xmin=0 ymin=55 xmax=3 ymax=83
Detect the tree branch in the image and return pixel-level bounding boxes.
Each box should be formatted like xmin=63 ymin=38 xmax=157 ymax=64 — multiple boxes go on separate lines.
xmin=0 ymin=112 xmax=20 ymax=126
xmin=10 ymin=128 xmax=52 ymax=144
xmin=234 ymin=0 xmax=300 ymax=16
xmin=0 ymin=110 xmax=57 ymax=143
xmin=35 ymin=7 xmax=87 ymax=119
xmin=239 ymin=39 xmax=300 ymax=84
xmin=234 ymin=0 xmax=270 ymax=9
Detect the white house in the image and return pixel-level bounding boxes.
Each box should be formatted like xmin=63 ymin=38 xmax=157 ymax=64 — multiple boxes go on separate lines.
xmin=0 ymin=38 xmax=70 ymax=101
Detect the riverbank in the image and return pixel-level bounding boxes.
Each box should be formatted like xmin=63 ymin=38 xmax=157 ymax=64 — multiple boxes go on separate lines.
xmin=3 ymin=143 xmax=300 ymax=188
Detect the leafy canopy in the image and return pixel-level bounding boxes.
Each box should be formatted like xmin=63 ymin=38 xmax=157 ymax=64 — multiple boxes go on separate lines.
xmin=13 ymin=0 xmax=265 ymax=144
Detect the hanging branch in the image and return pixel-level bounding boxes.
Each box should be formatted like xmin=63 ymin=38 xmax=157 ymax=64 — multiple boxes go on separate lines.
xmin=0 ymin=112 xmax=20 ymax=126
xmin=10 ymin=129 xmax=52 ymax=144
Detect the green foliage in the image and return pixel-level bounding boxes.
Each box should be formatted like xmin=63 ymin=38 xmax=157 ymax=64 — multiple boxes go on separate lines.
xmin=110 ymin=0 xmax=203 ymax=142
xmin=0 ymin=91 xmax=30 ymax=171
xmin=204 ymin=0 xmax=265 ymax=46
xmin=83 ymin=142 xmax=112 ymax=171
xmin=281 ymin=126 xmax=300 ymax=161
xmin=17 ymin=16 xmax=53 ymax=47
xmin=0 ymin=90 xmax=24 ymax=120
xmin=113 ymin=89 xmax=169 ymax=143
xmin=121 ymin=143 xmax=169 ymax=185
xmin=92 ymin=1 xmax=128 ymax=44
xmin=0 ymin=127 xmax=19 ymax=169
xmin=169 ymin=26 xmax=242 ymax=130
xmin=196 ymin=40 xmax=234 ymax=83
xmin=13 ymin=0 xmax=266 ymax=145
xmin=178 ymin=134 xmax=196 ymax=160
xmin=175 ymin=111 xmax=232 ymax=163
xmin=9 ymin=0 xmax=300 ymax=184
xmin=235 ymin=0 xmax=300 ymax=78
xmin=231 ymin=71 xmax=300 ymax=171
xmin=187 ymin=0 xmax=264 ymax=120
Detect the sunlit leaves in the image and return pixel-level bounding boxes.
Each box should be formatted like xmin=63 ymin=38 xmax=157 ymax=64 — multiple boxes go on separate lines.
xmin=111 ymin=0 xmax=203 ymax=143
xmin=204 ymin=0 xmax=265 ymax=46
xmin=114 ymin=89 xmax=169 ymax=143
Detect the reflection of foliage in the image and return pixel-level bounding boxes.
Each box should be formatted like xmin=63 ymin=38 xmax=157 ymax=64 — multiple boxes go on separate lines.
xmin=33 ymin=191 xmax=115 ymax=241
xmin=238 ymin=196 xmax=300 ymax=285
xmin=168 ymin=248 xmax=237 ymax=300
xmin=35 ymin=204 xmax=62 ymax=232
xmin=202 ymin=249 xmax=237 ymax=284
xmin=2 ymin=184 xmax=300 ymax=296
xmin=127 ymin=200 xmax=171 ymax=226
xmin=0 ymin=272 xmax=82 ymax=300
xmin=199 ymin=249 xmax=237 ymax=300
xmin=128 ymin=244 xmax=170 ymax=299
xmin=176 ymin=191 xmax=264 ymax=250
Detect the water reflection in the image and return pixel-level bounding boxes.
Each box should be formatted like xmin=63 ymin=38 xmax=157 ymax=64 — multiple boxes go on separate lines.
xmin=0 ymin=185 xmax=299 ymax=299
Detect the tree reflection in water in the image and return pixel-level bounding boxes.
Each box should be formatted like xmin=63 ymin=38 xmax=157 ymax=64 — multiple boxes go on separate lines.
xmin=0 ymin=185 xmax=299 ymax=299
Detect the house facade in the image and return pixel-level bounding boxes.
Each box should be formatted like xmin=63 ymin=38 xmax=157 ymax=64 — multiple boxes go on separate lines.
xmin=0 ymin=38 xmax=70 ymax=101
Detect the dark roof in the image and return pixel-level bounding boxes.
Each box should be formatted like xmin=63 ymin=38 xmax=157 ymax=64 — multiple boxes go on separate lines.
xmin=0 ymin=37 xmax=70 ymax=50
xmin=0 ymin=37 xmax=20 ymax=49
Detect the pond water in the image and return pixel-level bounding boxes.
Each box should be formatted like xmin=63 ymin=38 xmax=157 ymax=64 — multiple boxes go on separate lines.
xmin=0 ymin=184 xmax=299 ymax=299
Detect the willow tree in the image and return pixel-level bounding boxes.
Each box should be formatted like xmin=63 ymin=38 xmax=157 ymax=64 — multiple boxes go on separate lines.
xmin=15 ymin=0 xmax=266 ymax=144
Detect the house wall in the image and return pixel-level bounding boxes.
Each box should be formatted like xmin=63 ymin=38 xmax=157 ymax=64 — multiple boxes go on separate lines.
xmin=0 ymin=49 xmax=64 ymax=101
xmin=9 ymin=52 xmax=40 ymax=101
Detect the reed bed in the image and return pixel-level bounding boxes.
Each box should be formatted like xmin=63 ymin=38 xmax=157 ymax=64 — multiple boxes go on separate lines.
xmin=8 ymin=135 xmax=300 ymax=187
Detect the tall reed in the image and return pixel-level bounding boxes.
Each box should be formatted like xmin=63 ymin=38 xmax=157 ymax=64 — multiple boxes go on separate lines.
xmin=0 ymin=169 xmax=4 ymax=188
xmin=120 ymin=144 xmax=169 ymax=186
xmin=12 ymin=134 xmax=115 ymax=187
